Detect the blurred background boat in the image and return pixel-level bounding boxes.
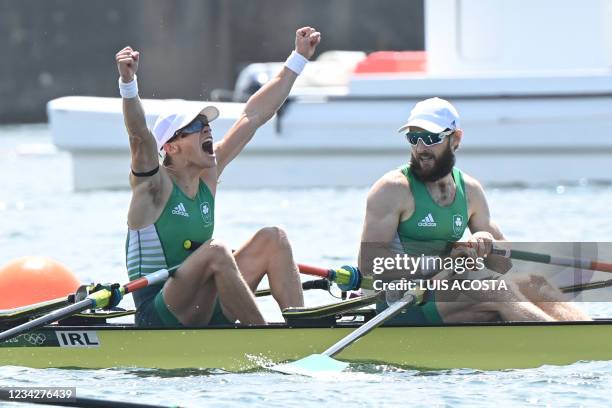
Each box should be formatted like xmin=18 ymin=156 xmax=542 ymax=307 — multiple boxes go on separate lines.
xmin=48 ymin=0 xmax=612 ymax=190
xmin=3 ymin=1 xmax=612 ymax=405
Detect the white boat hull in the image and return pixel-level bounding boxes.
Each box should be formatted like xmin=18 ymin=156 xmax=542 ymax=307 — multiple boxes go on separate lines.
xmin=48 ymin=90 xmax=612 ymax=190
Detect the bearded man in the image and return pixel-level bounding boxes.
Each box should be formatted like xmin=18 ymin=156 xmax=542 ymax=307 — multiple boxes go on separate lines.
xmin=358 ymin=97 xmax=590 ymax=324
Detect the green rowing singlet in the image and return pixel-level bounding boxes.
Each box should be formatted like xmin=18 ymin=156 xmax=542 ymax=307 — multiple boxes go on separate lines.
xmin=380 ymin=165 xmax=469 ymax=326
xmin=397 ymin=165 xmax=468 ymax=256
xmin=125 ymin=180 xmax=215 ymax=310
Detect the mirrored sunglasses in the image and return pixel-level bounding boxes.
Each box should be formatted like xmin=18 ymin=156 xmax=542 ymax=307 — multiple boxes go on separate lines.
xmin=405 ymin=128 xmax=454 ymax=146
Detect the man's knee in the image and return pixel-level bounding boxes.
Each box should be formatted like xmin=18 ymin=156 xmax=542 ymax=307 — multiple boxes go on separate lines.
xmin=194 ymin=240 xmax=234 ymax=272
xmin=492 ymin=278 xmax=526 ymax=302
xmin=513 ymin=273 xmax=559 ymax=298
xmin=527 ymin=274 xmax=553 ymax=289
xmin=255 ymin=226 xmax=290 ymax=247
xmin=207 ymin=239 xmax=232 ymax=255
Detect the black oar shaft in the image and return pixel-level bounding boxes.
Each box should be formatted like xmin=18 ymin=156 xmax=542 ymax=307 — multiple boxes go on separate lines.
xmin=561 ymin=279 xmax=612 ymax=293
xmin=255 ymin=278 xmax=330 ymax=297
xmin=0 ymin=298 xmax=94 ymax=343
xmin=0 ymin=297 xmax=71 ymax=324
xmin=489 ymin=245 xmax=612 ymax=273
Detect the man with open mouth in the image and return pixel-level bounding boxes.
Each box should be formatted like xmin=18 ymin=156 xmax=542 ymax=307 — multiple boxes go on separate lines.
xmin=358 ymin=97 xmax=590 ymax=324
xmin=116 ymin=27 xmax=321 ymax=327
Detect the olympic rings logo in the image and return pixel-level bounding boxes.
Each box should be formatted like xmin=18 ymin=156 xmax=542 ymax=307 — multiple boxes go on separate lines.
xmin=21 ymin=333 xmax=46 ymax=345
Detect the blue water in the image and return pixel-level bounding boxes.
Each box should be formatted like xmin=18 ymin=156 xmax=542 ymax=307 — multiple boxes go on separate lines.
xmin=1 ymin=124 xmax=612 ymax=407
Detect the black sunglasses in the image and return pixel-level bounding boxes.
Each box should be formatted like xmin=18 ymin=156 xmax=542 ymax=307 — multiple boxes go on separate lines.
xmin=170 ymin=115 xmax=210 ymax=142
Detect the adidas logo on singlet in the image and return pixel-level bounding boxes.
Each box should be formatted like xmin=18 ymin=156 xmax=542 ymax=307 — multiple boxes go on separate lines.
xmin=417 ymin=213 xmax=437 ymax=227
xmin=172 ymin=203 xmax=189 ymax=217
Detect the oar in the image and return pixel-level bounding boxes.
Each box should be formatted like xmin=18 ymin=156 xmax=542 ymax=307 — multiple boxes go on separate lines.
xmin=296 ymin=263 xmax=366 ymax=290
xmin=0 ymin=284 xmax=94 ymax=323
xmin=271 ymin=286 xmax=427 ymax=376
xmin=490 ymin=246 xmax=612 ymax=273
xmin=255 ymin=278 xmax=330 ymax=297
xmin=0 ymin=266 xmax=179 ymax=343
xmin=183 ymin=239 xmax=366 ymax=291
xmin=0 ymin=297 xmax=71 ymax=323
xmin=561 ymin=278 xmax=612 ymax=293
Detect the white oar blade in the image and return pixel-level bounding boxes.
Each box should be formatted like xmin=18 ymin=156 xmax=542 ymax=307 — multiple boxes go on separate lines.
xmin=271 ymin=354 xmax=349 ymax=376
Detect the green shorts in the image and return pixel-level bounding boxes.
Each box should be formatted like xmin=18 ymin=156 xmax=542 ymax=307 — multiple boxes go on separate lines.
xmin=135 ymin=290 xmax=234 ymax=327
xmin=380 ymin=290 xmax=443 ymax=326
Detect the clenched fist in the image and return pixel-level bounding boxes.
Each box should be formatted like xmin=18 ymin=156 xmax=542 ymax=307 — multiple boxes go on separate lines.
xmin=116 ymin=46 xmax=140 ymax=83
xmin=294 ymin=27 xmax=321 ymax=60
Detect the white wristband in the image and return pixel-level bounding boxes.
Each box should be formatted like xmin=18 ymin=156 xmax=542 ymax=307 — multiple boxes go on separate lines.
xmin=284 ymin=51 xmax=308 ymax=75
xmin=118 ymin=75 xmax=138 ymax=99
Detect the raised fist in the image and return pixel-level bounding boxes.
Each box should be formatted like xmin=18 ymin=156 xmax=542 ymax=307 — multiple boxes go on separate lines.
xmin=294 ymin=27 xmax=321 ymax=60
xmin=115 ymin=46 xmax=140 ymax=82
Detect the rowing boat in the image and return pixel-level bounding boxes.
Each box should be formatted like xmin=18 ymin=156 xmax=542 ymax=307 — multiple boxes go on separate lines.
xmin=2 ymin=311 xmax=612 ymax=372
xmin=3 ymin=251 xmax=612 ymax=373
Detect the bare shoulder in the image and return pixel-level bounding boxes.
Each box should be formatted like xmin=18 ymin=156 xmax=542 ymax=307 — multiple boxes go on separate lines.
xmin=461 ymin=171 xmax=486 ymax=198
xmin=199 ymin=167 xmax=218 ymax=196
xmin=129 ymin=166 xmax=169 ymax=200
xmin=369 ymin=169 xmax=409 ymax=196
xmin=127 ymin=167 xmax=173 ymax=229
xmin=367 ymin=169 xmax=411 ymax=211
xmin=460 ymin=170 xmax=488 ymax=213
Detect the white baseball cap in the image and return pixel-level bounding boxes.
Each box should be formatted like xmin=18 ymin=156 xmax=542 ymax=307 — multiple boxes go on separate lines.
xmin=397 ymin=97 xmax=460 ymax=134
xmin=152 ymin=101 xmax=219 ymax=150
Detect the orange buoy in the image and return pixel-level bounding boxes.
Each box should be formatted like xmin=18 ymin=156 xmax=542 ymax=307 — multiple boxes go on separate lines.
xmin=0 ymin=257 xmax=80 ymax=309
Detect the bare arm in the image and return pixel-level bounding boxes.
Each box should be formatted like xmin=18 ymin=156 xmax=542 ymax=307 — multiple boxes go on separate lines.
xmin=358 ymin=173 xmax=413 ymax=278
xmin=467 ymin=180 xmax=504 ymax=239
xmin=213 ymin=27 xmax=321 ymax=176
xmin=360 ymin=178 xmax=405 ymax=244
xmin=116 ymin=47 xmax=162 ymax=188
xmin=116 ymin=46 xmax=170 ymax=229
xmin=465 ymin=176 xmax=511 ymax=272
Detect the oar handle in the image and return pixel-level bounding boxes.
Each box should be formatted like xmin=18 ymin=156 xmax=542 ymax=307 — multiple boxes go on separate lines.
xmin=123 ymin=266 xmax=178 ymax=294
xmin=296 ymin=264 xmax=332 ymax=279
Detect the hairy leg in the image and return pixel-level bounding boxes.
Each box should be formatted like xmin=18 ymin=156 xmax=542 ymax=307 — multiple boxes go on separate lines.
xmin=162 ymin=239 xmax=265 ymax=326
xmin=513 ymin=274 xmax=591 ymax=321
xmin=234 ymin=226 xmax=304 ymax=310
xmin=436 ymin=277 xmax=554 ymax=322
